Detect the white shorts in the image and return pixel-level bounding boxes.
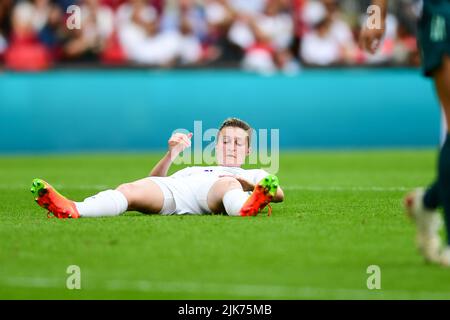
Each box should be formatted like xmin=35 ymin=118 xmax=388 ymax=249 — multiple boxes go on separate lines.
xmin=148 ymin=176 xmax=220 ymax=215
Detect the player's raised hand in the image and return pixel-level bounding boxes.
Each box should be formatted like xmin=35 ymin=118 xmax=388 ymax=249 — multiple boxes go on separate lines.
xmin=168 ymin=132 xmax=192 ymax=159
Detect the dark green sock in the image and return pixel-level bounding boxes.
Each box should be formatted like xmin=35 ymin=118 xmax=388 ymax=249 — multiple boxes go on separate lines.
xmin=424 ymin=181 xmax=440 ymax=210
xmin=439 ymin=135 xmax=450 ymax=245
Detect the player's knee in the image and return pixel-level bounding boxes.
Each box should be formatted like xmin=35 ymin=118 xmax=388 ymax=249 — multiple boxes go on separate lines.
xmin=116 ymin=183 xmax=137 ymax=205
xmin=216 ymin=177 xmax=241 ymax=191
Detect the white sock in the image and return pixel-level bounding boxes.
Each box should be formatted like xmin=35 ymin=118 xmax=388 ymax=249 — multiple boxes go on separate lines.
xmin=75 ymin=190 xmax=128 ymax=218
xmin=223 ymin=189 xmax=249 ymax=216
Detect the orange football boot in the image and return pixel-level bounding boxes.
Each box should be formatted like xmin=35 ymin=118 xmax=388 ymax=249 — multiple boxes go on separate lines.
xmin=240 ymin=175 xmax=279 ymax=217
xmin=31 ymin=178 xmax=80 ymax=219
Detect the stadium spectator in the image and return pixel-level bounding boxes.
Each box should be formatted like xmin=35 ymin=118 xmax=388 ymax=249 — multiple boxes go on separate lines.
xmin=161 ymin=0 xmax=207 ymax=41
xmin=204 ymin=0 xmax=234 ymax=30
xmin=63 ymin=0 xmax=114 ymax=61
xmin=321 ymin=0 xmax=361 ymax=64
xmin=176 ymin=11 xmax=204 ymax=64
xmin=101 ymin=0 xmax=128 ymax=11
xmin=201 ymin=0 xmax=238 ymax=63
xmin=241 ymin=15 xmax=277 ymax=74
xmin=159 ymin=0 xmax=207 ymax=64
xmin=292 ymin=0 xmax=307 ymax=46
xmin=0 ymin=0 xmax=12 ymax=62
xmin=101 ymin=0 xmax=164 ymax=14
xmin=0 ymin=34 xmax=6 ymax=60
xmin=117 ymin=0 xmax=173 ymax=65
xmin=1 ymin=0 xmax=422 ymax=70
xmin=32 ymin=0 xmax=65 ymax=57
xmin=392 ymin=22 xmax=419 ymax=66
xmin=5 ymin=1 xmax=52 ymax=70
xmin=361 ymin=12 xmax=398 ymax=65
xmin=300 ymin=0 xmax=343 ymax=66
xmin=228 ymin=0 xmax=266 ymax=16
xmin=54 ymin=0 xmax=77 ymax=11
xmin=242 ymin=0 xmax=299 ymax=74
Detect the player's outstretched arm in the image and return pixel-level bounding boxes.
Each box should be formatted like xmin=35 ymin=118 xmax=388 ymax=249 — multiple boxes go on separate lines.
xmin=359 ymin=0 xmax=388 ymax=54
xmin=149 ymin=132 xmax=192 ymax=177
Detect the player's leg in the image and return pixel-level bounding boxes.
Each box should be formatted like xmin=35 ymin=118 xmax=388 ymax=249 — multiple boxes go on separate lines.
xmin=405 ymin=0 xmax=450 ymax=264
xmin=423 ymin=181 xmax=440 ymax=210
xmin=434 ymin=55 xmax=450 ymax=263
xmin=426 ymin=112 xmax=449 ymax=209
xmin=405 ymin=187 xmax=442 ymax=262
xmin=77 ymin=177 xmax=165 ymax=216
xmin=207 ymin=177 xmax=248 ymax=215
xmin=206 ymin=175 xmax=280 ymax=216
xmin=405 ymin=57 xmax=450 ymax=263
xmin=435 ymin=56 xmax=450 ymax=129
xmin=31 ymin=177 xmax=165 ymax=218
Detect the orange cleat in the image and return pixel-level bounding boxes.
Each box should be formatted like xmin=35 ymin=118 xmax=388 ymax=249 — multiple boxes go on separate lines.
xmin=240 ymin=175 xmax=279 ymax=217
xmin=30 ymin=179 xmax=80 ymax=219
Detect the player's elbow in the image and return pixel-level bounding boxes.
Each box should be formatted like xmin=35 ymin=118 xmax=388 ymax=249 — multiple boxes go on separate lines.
xmin=149 ymin=171 xmax=165 ymax=177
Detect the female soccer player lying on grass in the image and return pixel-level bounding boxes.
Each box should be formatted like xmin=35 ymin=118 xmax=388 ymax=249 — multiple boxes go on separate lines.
xmin=30 ymin=118 xmax=284 ymax=218
xmin=361 ymin=0 xmax=450 ymax=266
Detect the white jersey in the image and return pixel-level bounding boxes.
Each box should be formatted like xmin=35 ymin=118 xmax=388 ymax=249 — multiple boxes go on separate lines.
xmin=149 ymin=166 xmax=270 ymax=215
xmin=171 ymin=166 xmax=269 ymax=185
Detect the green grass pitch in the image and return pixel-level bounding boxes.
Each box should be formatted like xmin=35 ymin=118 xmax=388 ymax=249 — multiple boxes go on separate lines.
xmin=1 ymin=150 xmax=450 ymax=299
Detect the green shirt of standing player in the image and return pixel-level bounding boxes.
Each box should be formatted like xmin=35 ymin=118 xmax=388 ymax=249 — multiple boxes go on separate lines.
xmin=360 ymin=0 xmax=450 ymax=267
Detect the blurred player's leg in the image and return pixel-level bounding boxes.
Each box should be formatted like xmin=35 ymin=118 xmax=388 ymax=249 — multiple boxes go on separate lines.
xmin=423 ymin=181 xmax=440 ymax=210
xmin=406 ymin=0 xmax=450 ymax=265
xmin=411 ymin=57 xmax=450 ymax=265
xmin=441 ymin=109 xmax=447 ymax=146
xmin=405 ymin=188 xmax=442 ymax=262
xmin=434 ymin=56 xmax=450 ymax=265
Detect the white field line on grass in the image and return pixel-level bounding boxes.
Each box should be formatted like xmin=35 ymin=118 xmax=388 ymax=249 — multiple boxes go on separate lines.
xmin=283 ymin=186 xmax=411 ymax=192
xmin=0 ymin=184 xmax=414 ymax=192
xmin=0 ymin=184 xmax=110 ymax=190
xmin=1 ymin=276 xmax=449 ymax=299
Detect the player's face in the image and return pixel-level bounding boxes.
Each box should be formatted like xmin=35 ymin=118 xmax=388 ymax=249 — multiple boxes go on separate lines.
xmin=216 ymin=127 xmax=250 ymax=167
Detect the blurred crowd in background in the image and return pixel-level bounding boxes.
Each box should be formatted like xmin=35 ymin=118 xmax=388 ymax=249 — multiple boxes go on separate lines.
xmin=0 ymin=0 xmax=422 ymax=72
